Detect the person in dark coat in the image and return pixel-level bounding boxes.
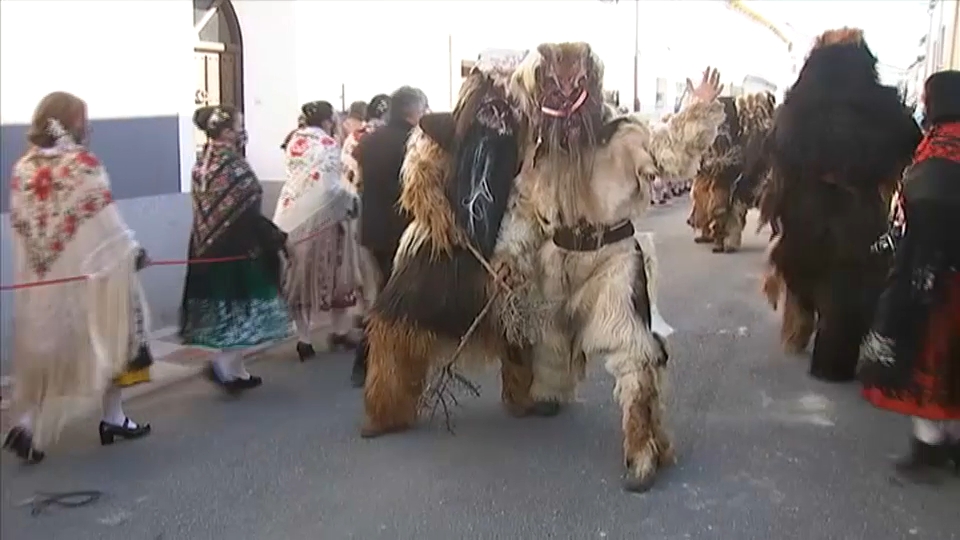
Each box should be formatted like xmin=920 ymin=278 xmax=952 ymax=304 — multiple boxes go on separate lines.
xmin=350 ymin=86 xmax=429 ymax=387
xmin=860 ymin=70 xmax=960 ymax=481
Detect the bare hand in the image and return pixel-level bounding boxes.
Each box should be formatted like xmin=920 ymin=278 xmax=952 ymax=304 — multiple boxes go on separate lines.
xmin=686 ymin=67 xmax=723 ymax=103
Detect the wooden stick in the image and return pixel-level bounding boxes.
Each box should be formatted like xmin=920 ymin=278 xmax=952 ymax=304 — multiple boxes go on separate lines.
xmin=463 ymin=241 xmax=513 ymax=295
xmin=418 ymin=287 xmax=500 ymax=430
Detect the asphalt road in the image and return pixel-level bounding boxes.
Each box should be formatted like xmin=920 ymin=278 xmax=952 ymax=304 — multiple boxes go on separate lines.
xmin=2 ymin=203 xmax=958 ymax=540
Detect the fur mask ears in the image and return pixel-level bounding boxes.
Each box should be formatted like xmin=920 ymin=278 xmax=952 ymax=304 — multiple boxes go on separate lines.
xmin=813 ymin=27 xmax=864 ymax=48
xmin=419 ymin=113 xmax=456 ymax=152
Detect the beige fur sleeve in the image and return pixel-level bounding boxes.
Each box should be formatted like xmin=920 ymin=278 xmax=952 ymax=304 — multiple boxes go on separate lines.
xmin=491 ymin=186 xmax=548 ymax=346
xmin=647 ymin=99 xmax=725 ymax=180
xmin=398 ymin=127 xmax=458 ymax=255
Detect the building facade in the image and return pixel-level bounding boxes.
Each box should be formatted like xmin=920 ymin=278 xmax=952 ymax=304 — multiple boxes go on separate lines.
xmin=925 ymin=0 xmax=960 ymax=74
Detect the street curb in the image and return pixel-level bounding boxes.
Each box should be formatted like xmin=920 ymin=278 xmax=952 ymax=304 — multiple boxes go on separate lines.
xmin=126 ymin=334 xmax=315 ymax=404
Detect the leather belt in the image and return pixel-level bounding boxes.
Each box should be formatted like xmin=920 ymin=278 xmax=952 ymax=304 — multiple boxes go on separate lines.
xmin=552 ymin=220 xmax=635 ymax=252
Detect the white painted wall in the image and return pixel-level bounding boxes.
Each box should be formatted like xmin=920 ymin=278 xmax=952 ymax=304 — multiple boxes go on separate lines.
xmin=0 ymin=0 xmax=192 ymax=124
xmin=293 ymin=0 xmax=452 ymax=111
xmin=926 ymin=0 xmax=960 ymax=73
xmin=1 ymin=0 xmax=195 ymax=189
xmin=229 ymin=0 xmax=298 ymax=182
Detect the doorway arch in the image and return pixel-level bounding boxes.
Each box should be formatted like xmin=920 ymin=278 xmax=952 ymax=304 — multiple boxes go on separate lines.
xmin=193 ymin=0 xmax=244 ymax=150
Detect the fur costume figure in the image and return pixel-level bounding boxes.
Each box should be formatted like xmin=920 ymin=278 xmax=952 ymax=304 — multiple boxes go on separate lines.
xmin=361 ymin=49 xmax=551 ymax=439
xmin=686 ymin=92 xmax=776 ymax=252
xmin=511 ymin=42 xmax=725 ymax=492
xmin=758 ymin=28 xmax=922 ymax=382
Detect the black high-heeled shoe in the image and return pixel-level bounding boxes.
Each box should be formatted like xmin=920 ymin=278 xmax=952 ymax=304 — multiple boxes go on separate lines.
xmin=99 ymin=418 xmax=151 ymax=446
xmin=296 ymin=341 xmax=316 ymax=362
xmin=2 ymin=426 xmax=44 ymax=464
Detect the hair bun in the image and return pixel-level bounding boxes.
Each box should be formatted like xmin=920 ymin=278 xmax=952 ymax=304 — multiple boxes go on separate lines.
xmin=193 ymin=106 xmax=215 ymax=131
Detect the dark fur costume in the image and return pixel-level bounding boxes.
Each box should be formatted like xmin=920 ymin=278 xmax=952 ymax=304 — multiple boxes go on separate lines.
xmin=375 ymin=88 xmax=521 ymax=340
xmin=758 ymin=28 xmax=922 ymax=381
xmin=362 ymin=54 xmax=539 ymax=437
xmin=688 ymin=92 xmax=776 ymax=252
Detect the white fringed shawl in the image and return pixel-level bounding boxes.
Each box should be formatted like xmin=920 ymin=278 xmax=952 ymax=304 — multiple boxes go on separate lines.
xmin=8 ymin=143 xmax=147 ymax=449
xmin=273 ymin=126 xmax=361 ymax=323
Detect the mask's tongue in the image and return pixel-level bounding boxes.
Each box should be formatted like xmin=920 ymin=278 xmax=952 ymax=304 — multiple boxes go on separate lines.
xmin=541 ymin=90 xmax=589 ymax=118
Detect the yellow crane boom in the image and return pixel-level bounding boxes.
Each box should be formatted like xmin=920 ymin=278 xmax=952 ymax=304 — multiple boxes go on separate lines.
xmin=724 ymin=0 xmax=794 ymax=50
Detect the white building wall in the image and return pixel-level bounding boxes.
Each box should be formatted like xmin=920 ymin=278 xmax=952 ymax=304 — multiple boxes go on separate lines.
xmin=926 ymin=0 xmax=960 ymax=73
xmin=232 ymin=0 xmax=298 ymax=182
xmin=0 ymin=0 xmax=192 ymax=126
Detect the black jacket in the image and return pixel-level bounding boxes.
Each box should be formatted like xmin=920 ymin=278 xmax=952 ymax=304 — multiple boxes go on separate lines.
xmin=356 ymin=118 xmax=414 ymax=254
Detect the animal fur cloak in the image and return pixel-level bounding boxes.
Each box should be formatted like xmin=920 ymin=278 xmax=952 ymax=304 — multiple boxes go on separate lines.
xmin=759 ymin=28 xmax=922 ymax=381
xmin=688 ymin=92 xmax=776 ymax=252
xmin=510 ymin=42 xmax=725 ymax=492
xmin=361 ymin=50 xmax=550 ymax=438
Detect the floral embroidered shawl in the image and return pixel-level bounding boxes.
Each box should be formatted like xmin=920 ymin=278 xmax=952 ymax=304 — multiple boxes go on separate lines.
xmin=10 ymin=146 xmax=114 ymax=277
xmin=273 ymin=126 xmax=354 ymax=235
xmin=190 ymin=140 xmax=263 ymax=256
xmin=341 ymin=119 xmax=385 ymax=192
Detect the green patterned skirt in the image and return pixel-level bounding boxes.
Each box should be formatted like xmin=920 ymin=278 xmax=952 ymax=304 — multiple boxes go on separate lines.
xmin=180 ymin=259 xmax=291 ymax=350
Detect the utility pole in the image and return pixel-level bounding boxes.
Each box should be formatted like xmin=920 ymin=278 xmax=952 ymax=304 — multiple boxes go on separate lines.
xmin=599 ymin=0 xmax=641 ymax=111
xmin=633 ymin=0 xmax=640 ymax=111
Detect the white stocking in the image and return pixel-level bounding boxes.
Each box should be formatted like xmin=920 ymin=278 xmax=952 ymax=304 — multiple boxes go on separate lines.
xmin=912 ymin=417 xmax=946 ymax=444
xmin=231 ymin=351 xmax=251 ymax=380
xmin=330 ymin=308 xmax=353 ymax=336
xmin=17 ymin=409 xmax=36 ymax=431
xmin=102 ymin=385 xmax=135 ymax=428
xmin=212 ymin=351 xmax=238 ymax=381
xmin=294 ymin=314 xmax=312 ymax=344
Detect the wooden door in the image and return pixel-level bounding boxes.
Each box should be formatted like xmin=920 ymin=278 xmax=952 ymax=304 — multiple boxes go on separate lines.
xmin=219 ymin=51 xmax=239 ymax=109
xmin=194 ymin=50 xmax=221 ymax=153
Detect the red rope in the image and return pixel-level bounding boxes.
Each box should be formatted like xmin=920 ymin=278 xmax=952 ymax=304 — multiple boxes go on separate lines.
xmin=0 ymin=225 xmax=334 ymax=292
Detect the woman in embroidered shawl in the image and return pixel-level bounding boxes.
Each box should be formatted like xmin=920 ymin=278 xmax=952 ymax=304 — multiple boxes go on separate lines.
xmin=180 ymin=105 xmax=290 ymax=393
xmin=3 ymin=92 xmax=152 ymax=463
xmin=273 ymin=101 xmax=360 ymax=361
xmin=860 ymin=70 xmax=960 ymax=480
xmin=341 ymin=94 xmax=390 ymax=193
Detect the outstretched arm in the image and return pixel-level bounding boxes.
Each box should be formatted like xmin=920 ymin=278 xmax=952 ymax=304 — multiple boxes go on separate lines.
xmin=648 ymin=67 xmax=726 ymax=180
xmin=648 ymin=98 xmax=725 ymax=181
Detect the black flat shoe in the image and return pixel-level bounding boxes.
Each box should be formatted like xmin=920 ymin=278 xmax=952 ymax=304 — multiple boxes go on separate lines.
xmin=950 ymin=441 xmax=960 ymax=475
xmin=99 ymin=418 xmax=151 ymax=446
xmin=329 ymin=333 xmax=359 ymax=351
xmin=894 ymin=437 xmax=952 ymax=483
xmin=229 ymin=375 xmax=263 ymax=391
xmin=296 ymin=341 xmax=316 ymax=362
xmin=204 ymin=363 xmax=243 ymax=396
xmin=350 ymin=359 xmax=366 ymax=389
xmin=2 ymin=426 xmax=44 ymax=464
